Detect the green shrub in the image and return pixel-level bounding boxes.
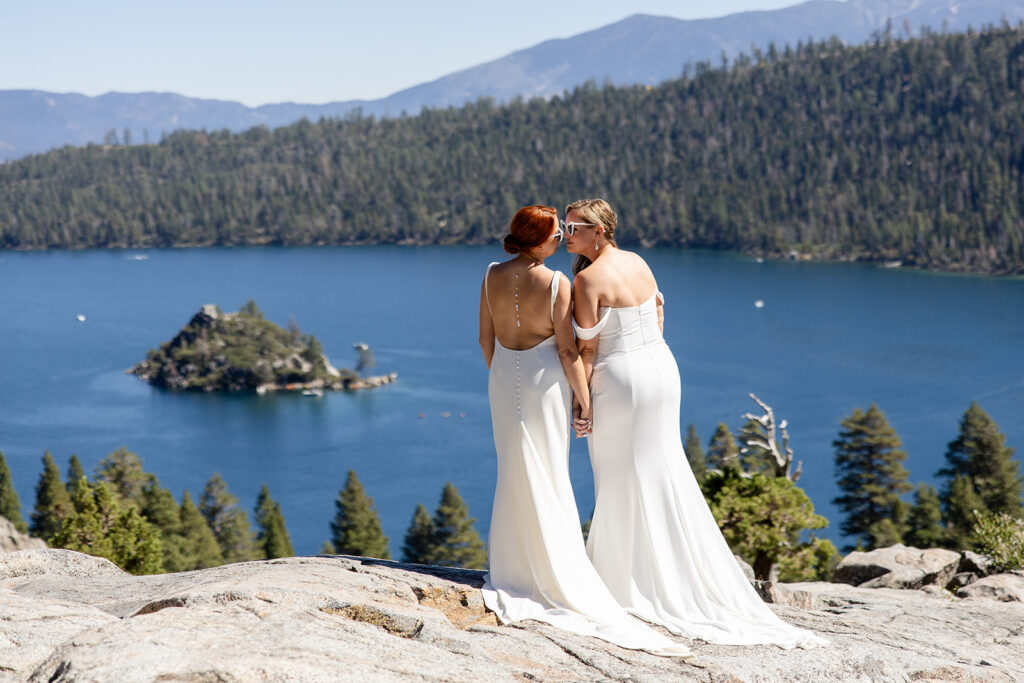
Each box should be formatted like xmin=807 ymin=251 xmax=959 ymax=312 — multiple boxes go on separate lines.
xmin=971 ymin=511 xmax=1024 ymax=571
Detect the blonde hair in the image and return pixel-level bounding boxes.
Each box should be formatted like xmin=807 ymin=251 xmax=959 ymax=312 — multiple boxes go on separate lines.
xmin=566 ymin=198 xmax=618 ymax=275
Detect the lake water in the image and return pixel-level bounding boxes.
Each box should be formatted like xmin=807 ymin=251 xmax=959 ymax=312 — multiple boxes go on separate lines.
xmin=1 ymin=246 xmax=1022 ymax=556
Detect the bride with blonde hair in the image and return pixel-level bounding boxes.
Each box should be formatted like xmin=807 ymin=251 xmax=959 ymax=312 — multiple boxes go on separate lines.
xmin=566 ymin=197 xmax=826 ymax=649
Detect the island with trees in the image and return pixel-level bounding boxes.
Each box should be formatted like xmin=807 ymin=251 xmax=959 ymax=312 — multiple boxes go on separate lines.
xmin=130 ymin=301 xmax=396 ymax=393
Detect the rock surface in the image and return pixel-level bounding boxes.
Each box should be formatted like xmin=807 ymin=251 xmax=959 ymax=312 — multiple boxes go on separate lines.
xmin=2 ymin=549 xmax=1023 ymax=682
xmin=834 ymin=544 xmax=961 ymax=589
xmin=955 ymin=572 xmax=1024 ymax=602
xmin=0 ymin=517 xmax=46 ymax=553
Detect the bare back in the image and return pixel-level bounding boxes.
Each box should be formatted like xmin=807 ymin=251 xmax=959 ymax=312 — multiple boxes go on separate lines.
xmin=485 ymin=260 xmax=558 ymax=350
xmin=577 ymin=249 xmax=658 ymax=310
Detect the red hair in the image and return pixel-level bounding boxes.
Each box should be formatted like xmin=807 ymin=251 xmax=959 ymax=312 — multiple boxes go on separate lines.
xmin=503 ymin=205 xmax=557 ymax=254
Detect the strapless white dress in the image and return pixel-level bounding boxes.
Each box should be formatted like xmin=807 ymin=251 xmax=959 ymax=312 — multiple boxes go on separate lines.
xmin=575 ymin=292 xmax=827 ymax=649
xmin=480 ymin=263 xmax=689 ymax=656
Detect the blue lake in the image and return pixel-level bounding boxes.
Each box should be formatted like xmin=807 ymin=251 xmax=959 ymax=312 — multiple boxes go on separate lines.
xmin=1 ymin=246 xmax=1022 ymax=556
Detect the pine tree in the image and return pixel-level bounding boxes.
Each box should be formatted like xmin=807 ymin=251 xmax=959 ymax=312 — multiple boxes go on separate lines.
xmin=199 ymin=473 xmax=257 ymax=563
xmin=179 ymin=491 xmax=224 ymax=570
xmin=707 ymin=423 xmax=740 ymax=471
xmin=51 ymin=479 xmax=163 ymax=575
xmin=938 ymin=402 xmax=1023 ymax=547
xmin=31 ymin=451 xmax=71 ymax=542
xmin=944 ymin=474 xmax=988 ymax=550
xmin=254 ymin=484 xmax=294 ymax=559
xmin=703 ymin=467 xmax=829 ymax=580
xmin=139 ymin=478 xmax=188 ymax=572
xmin=401 ymin=503 xmax=437 ymax=564
xmin=94 ymin=447 xmax=147 ymax=505
xmin=430 ymin=483 xmax=487 ymax=569
xmin=905 ymin=483 xmax=944 ymax=548
xmin=0 ymin=451 xmax=28 ymax=533
xmin=833 ymin=405 xmax=912 ymax=551
xmin=684 ymin=424 xmax=706 ymax=483
xmin=329 ymin=470 xmax=391 ymax=559
xmin=66 ymin=455 xmax=85 ymax=493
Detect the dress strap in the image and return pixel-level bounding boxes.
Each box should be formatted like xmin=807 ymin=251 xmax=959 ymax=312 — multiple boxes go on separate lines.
xmin=550 ymin=270 xmax=562 ymax=322
xmin=484 ymin=262 xmax=499 ymax=315
xmin=573 ymin=308 xmax=611 ymax=340
xmin=656 ymin=291 xmax=665 ymax=305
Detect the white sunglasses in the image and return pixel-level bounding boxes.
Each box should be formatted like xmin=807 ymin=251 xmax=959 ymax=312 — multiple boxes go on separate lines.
xmin=559 ymin=219 xmax=599 ymax=236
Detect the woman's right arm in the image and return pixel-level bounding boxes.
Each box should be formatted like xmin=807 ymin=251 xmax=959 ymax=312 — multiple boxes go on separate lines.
xmin=572 ymin=274 xmax=600 ymax=387
xmin=479 ymin=278 xmax=495 ymax=369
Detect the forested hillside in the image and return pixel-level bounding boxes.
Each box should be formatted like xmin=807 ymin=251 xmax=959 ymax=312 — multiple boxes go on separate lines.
xmin=3 ymin=26 xmax=1023 ymax=273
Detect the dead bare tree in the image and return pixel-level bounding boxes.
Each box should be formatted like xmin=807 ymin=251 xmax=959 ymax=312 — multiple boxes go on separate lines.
xmin=737 ymin=393 xmax=802 ymax=483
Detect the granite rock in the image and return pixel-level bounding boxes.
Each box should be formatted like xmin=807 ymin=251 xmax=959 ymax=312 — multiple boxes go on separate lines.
xmin=0 ymin=516 xmax=46 ymax=554
xmin=835 ymin=544 xmax=961 ymax=589
xmin=1 ymin=550 xmax=1022 ymax=682
xmin=959 ymin=550 xmax=996 ymax=578
xmin=955 ymin=572 xmax=1024 ymax=602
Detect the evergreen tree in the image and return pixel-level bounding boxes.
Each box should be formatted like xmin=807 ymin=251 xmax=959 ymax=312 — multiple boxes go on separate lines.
xmin=179 ymin=491 xmax=224 ymax=570
xmin=430 ymin=482 xmax=487 ymax=570
xmin=320 ymin=540 xmax=337 ymax=554
xmin=199 ymin=473 xmax=257 ymax=563
xmin=833 ymin=405 xmax=912 ymax=551
xmin=66 ymin=455 xmax=85 ymax=493
xmin=944 ymin=475 xmax=988 ymax=550
xmin=94 ymin=447 xmax=147 ymax=505
xmin=254 ymin=484 xmax=294 ymax=559
xmin=51 ymin=478 xmax=163 ymax=575
xmin=401 ymin=503 xmax=437 ymax=564
xmin=905 ymin=483 xmax=944 ymax=549
xmin=776 ymin=537 xmax=841 ymax=583
xmin=0 ymin=451 xmax=28 ymax=533
xmin=938 ymin=402 xmax=1023 ymax=547
xmin=329 ymin=470 xmax=391 ymax=559
xmin=31 ymin=451 xmax=71 ymax=542
xmin=702 ymin=467 xmax=829 ymax=580
xmin=139 ymin=478 xmax=188 ymax=572
xmin=684 ymin=424 xmax=706 ymax=483
xmin=707 ymin=423 xmax=740 ymax=471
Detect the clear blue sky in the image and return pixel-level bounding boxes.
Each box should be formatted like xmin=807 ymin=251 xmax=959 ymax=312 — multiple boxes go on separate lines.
xmin=2 ymin=1 xmax=804 ymax=106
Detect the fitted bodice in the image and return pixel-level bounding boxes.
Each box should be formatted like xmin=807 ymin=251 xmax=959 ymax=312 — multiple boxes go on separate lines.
xmin=574 ymin=292 xmax=664 ymax=357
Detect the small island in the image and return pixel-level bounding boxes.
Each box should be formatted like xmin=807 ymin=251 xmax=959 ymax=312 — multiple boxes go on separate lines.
xmin=130 ymin=301 xmax=396 ymax=393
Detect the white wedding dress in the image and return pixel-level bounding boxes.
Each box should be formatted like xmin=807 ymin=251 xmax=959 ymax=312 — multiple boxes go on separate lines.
xmin=480 ymin=263 xmax=690 ymax=657
xmin=575 ymin=291 xmax=827 ymax=649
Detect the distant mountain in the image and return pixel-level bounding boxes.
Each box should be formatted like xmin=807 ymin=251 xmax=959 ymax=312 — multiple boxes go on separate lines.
xmin=2 ymin=0 xmax=1023 ymax=161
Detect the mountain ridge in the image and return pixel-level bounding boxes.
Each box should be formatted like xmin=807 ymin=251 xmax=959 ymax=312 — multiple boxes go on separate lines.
xmin=4 ymin=0 xmax=1024 ymax=160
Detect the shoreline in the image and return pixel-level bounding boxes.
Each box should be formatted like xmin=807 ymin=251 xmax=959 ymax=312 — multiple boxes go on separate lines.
xmin=4 ymin=242 xmax=1021 ymax=278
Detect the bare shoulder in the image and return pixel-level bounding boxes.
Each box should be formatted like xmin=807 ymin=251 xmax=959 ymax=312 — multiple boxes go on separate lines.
xmin=618 ymin=250 xmax=653 ymax=279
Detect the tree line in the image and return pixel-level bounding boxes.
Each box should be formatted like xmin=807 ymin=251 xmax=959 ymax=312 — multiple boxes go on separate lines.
xmin=0 ymin=449 xmax=488 ymax=573
xmin=685 ymin=399 xmax=1023 ymax=580
xmin=2 ymin=398 xmax=1019 ymax=577
xmin=3 ymin=25 xmax=1024 ymax=274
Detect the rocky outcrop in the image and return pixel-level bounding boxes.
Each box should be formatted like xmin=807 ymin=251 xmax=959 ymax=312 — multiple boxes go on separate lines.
xmin=956 ymin=572 xmax=1024 ymax=602
xmin=834 ymin=544 xmax=961 ymax=589
xmin=2 ymin=549 xmax=1023 ymax=681
xmin=0 ymin=516 xmax=46 ymax=553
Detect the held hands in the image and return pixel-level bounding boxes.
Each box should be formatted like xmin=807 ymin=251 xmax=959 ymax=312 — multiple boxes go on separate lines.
xmin=572 ymin=395 xmax=593 ymax=438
